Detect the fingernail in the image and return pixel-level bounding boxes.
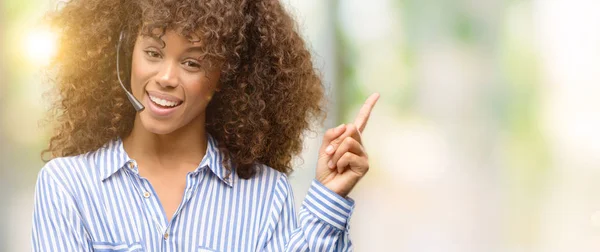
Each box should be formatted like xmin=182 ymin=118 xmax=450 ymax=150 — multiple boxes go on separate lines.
xmin=328 ymin=160 xmax=334 ymax=168
xmin=325 ymin=145 xmax=334 ymax=154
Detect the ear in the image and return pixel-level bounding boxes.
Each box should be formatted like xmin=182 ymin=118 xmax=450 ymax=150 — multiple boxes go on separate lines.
xmin=213 ymin=62 xmax=224 ymax=92
xmin=214 ymin=74 xmax=223 ymax=92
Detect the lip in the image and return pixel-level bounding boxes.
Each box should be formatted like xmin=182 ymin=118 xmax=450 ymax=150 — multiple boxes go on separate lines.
xmin=147 ymin=91 xmax=183 ymax=103
xmin=144 ymin=91 xmax=183 ymax=118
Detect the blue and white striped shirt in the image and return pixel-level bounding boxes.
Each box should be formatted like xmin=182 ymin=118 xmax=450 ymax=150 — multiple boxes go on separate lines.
xmin=31 ymin=135 xmax=354 ymax=251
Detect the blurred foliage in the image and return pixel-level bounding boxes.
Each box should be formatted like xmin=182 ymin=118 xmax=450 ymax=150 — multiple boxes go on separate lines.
xmin=1 ymin=0 xmax=566 ymax=250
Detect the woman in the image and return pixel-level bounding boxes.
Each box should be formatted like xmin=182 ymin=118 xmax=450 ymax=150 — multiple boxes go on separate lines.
xmin=32 ymin=0 xmax=379 ymax=251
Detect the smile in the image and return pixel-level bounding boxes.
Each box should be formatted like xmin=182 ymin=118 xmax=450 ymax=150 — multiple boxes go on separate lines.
xmin=147 ymin=91 xmax=183 ymax=108
xmin=149 ymin=94 xmax=181 ymax=107
xmin=144 ymin=91 xmax=184 ymax=118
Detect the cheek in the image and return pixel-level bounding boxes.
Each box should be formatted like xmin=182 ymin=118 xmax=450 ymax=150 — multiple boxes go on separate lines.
xmin=185 ymin=72 xmax=221 ymax=100
xmin=130 ymin=53 xmax=155 ymax=87
xmin=185 ymin=83 xmax=213 ymax=107
xmin=130 ymin=55 xmax=141 ymax=85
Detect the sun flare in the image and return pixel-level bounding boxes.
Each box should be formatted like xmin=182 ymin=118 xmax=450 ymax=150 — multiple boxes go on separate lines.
xmin=24 ymin=29 xmax=57 ymax=66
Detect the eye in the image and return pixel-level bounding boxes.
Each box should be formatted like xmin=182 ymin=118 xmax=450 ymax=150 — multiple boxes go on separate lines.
xmin=182 ymin=60 xmax=201 ymax=69
xmin=144 ymin=50 xmax=161 ymax=58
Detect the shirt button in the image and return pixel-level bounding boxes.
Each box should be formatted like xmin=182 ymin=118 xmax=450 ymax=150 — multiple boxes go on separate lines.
xmin=143 ymin=191 xmax=151 ymax=198
xmin=128 ymin=162 xmax=134 ymax=169
xmin=163 ymin=232 xmax=169 ymax=240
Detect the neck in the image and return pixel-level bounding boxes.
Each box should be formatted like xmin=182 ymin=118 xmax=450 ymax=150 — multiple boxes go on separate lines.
xmin=122 ymin=115 xmax=208 ymax=171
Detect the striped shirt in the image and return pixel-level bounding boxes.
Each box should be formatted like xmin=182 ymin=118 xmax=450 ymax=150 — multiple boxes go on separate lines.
xmin=31 ymin=135 xmax=354 ymax=251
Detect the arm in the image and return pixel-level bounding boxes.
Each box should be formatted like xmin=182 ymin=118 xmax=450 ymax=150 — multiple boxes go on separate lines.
xmin=263 ymin=93 xmax=379 ymax=251
xmin=263 ymin=177 xmax=353 ymax=252
xmin=31 ymin=164 xmax=92 ymax=251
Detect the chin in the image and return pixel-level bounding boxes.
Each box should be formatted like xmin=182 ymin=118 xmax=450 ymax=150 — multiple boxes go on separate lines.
xmin=139 ymin=114 xmax=180 ymax=135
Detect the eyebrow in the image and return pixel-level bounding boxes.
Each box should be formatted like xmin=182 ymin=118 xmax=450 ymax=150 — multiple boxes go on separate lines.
xmin=144 ymin=36 xmax=166 ymax=48
xmin=183 ymin=46 xmax=203 ymax=53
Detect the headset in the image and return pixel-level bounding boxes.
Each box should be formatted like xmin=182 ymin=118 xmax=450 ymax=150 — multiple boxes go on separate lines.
xmin=116 ymin=30 xmax=145 ymax=112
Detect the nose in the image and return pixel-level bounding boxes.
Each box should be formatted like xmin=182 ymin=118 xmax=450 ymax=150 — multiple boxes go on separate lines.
xmin=156 ymin=61 xmax=179 ymax=88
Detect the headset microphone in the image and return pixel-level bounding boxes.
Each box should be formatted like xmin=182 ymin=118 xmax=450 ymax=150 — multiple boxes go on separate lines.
xmin=116 ymin=30 xmax=145 ymax=112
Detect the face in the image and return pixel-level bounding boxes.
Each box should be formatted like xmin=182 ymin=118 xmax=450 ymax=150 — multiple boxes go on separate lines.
xmin=129 ymin=30 xmax=221 ymax=135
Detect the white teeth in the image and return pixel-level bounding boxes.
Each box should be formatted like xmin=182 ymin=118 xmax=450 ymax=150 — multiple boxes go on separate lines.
xmin=149 ymin=95 xmax=180 ymax=107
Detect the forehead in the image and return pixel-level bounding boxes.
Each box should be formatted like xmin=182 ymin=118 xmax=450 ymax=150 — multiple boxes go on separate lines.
xmin=139 ymin=29 xmax=203 ymax=48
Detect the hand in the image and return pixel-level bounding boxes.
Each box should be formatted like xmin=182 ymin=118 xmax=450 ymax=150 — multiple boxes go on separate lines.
xmin=315 ymin=93 xmax=380 ymax=197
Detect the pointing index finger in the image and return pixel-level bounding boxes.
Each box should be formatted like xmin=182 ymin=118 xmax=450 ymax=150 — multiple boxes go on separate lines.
xmin=353 ymin=93 xmax=380 ymax=133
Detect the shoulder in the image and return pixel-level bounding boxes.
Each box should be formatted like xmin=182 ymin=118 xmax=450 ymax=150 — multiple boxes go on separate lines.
xmin=247 ymin=162 xmax=289 ymax=181
xmin=36 ymin=145 xmax=109 ymax=195
xmin=237 ymin=163 xmax=295 ymax=197
xmin=38 ymin=154 xmax=89 ymax=183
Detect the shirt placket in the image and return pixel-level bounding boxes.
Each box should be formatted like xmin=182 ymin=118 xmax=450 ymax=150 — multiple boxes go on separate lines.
xmin=125 ymin=160 xmax=167 ymax=242
xmin=127 ymin=160 xmax=204 ymax=251
xmin=161 ymin=170 xmax=204 ymax=251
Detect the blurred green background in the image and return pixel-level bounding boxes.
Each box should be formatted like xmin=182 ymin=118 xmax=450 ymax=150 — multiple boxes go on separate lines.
xmin=3 ymin=0 xmax=600 ymax=251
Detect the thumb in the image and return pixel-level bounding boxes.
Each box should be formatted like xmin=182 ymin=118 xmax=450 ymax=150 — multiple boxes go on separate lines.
xmin=319 ymin=124 xmax=346 ymax=157
xmin=316 ymin=124 xmax=346 ymax=182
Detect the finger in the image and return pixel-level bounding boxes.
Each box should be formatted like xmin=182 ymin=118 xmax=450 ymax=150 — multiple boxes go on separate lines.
xmin=328 ymin=137 xmax=365 ymax=171
xmin=336 ymin=152 xmax=369 ymax=174
xmin=320 ymin=124 xmax=346 ymax=156
xmin=353 ymin=93 xmax=380 ymax=133
xmin=324 ymin=123 xmax=362 ymax=155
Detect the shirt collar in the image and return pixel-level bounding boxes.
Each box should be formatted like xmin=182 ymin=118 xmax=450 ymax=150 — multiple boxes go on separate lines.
xmin=98 ymin=134 xmax=233 ymax=187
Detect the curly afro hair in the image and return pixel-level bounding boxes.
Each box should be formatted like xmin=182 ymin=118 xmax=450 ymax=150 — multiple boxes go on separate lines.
xmin=42 ymin=0 xmax=325 ymax=179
